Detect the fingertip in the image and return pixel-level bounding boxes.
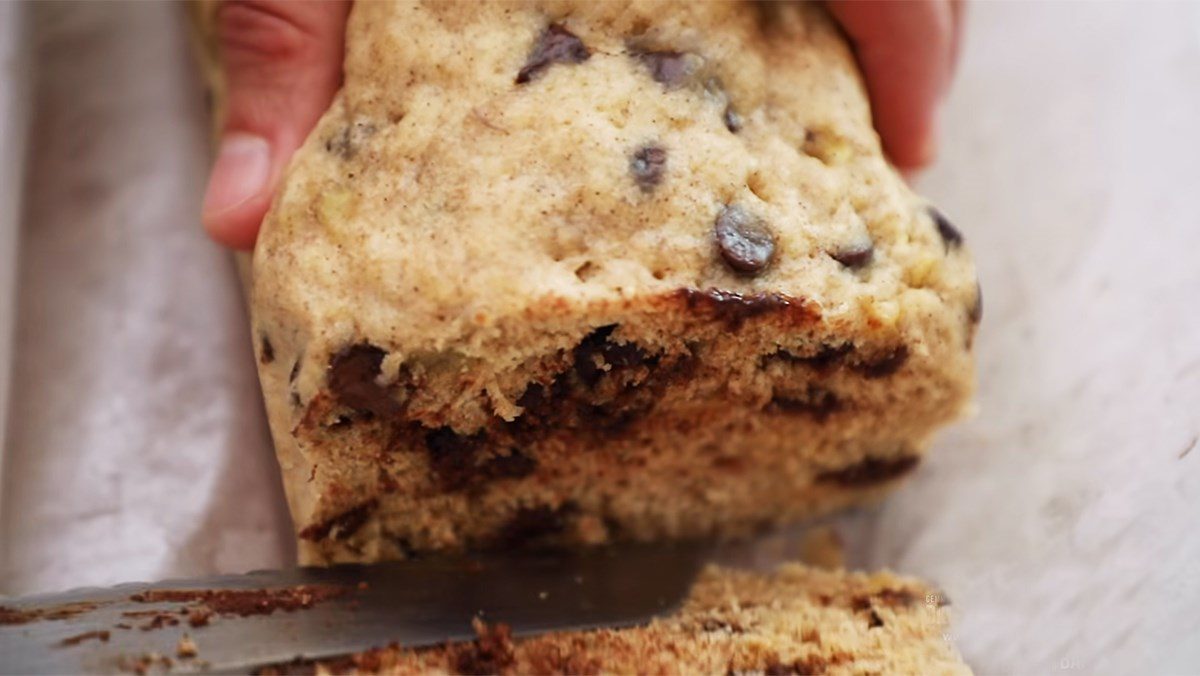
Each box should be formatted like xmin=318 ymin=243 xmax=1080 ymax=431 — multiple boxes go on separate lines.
xmin=884 ymin=106 xmax=940 ymax=172
xmin=205 ymin=1 xmax=350 ymax=250
xmin=202 ymin=133 xmax=273 ymax=250
xmin=826 ymin=0 xmax=952 ymax=171
xmin=203 ymin=200 xmax=267 ymax=251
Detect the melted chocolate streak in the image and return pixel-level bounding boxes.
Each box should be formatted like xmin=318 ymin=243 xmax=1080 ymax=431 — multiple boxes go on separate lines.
xmin=306 ymin=288 xmax=911 ymax=541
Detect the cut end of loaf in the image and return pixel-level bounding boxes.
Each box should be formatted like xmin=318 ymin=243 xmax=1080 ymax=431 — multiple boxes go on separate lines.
xmin=254 ymin=286 xmax=971 ymax=565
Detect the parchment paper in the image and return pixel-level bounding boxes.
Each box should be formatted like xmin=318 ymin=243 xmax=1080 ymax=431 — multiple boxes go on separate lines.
xmin=1 ymin=2 xmax=1197 ymax=673
xmin=0 ymin=1 xmax=293 ymax=598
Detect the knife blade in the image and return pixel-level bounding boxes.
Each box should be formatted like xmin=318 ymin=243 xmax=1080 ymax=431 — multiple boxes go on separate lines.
xmin=0 ymin=541 xmax=711 ymax=674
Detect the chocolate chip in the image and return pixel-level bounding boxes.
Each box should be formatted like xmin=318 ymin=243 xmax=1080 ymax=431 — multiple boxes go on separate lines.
xmin=703 ymin=78 xmax=742 ymax=133
xmin=630 ymin=144 xmax=667 ymax=191
xmin=723 ymin=105 xmax=742 ymax=133
xmin=424 ymin=428 xmax=537 ymax=491
xmin=495 ymin=503 xmax=577 ymax=547
xmin=328 ymin=344 xmax=399 ymax=418
xmin=424 ymin=428 xmax=486 ymax=492
xmin=816 ymin=455 xmax=920 ymax=487
xmin=510 ymin=378 xmax=572 ymax=436
xmin=298 ymin=499 xmax=378 ymax=541
xmin=572 ymin=325 xmax=652 ymax=387
xmin=568 ymin=327 xmax=670 ymax=433
xmin=387 ymin=536 xmax=418 ymax=559
xmin=866 ymin=609 xmax=885 ymax=628
xmin=259 ymin=336 xmax=275 ymax=364
xmin=798 ymin=346 xmax=848 ymax=369
xmin=969 ymin=281 xmax=983 ymax=324
xmin=516 ymin=24 xmax=590 ymax=84
xmin=854 ymin=345 xmax=909 ymax=379
xmin=515 ymin=382 xmax=552 ymax=417
xmin=849 ymin=595 xmax=888 ymax=629
xmin=592 ymin=338 xmax=652 ymax=372
xmin=325 ymin=122 xmax=377 ymax=160
xmin=830 ymin=241 xmax=874 ymax=269
xmin=485 ymin=449 xmax=538 ymax=481
xmin=714 ymin=205 xmax=776 ymax=275
xmin=636 ymin=50 xmax=698 ymax=88
xmin=772 ymin=343 xmax=854 ymax=373
xmin=680 ymin=288 xmax=797 ymax=330
xmin=572 ymin=328 xmax=614 ymax=387
xmin=768 ymin=388 xmax=842 ymax=422
xmin=928 ymin=206 xmax=963 ymax=249
xmin=325 ymin=132 xmax=351 ymax=158
xmin=601 ymin=515 xmax=626 ymax=539
xmin=509 ymin=330 xmax=690 ymax=441
xmin=578 ymin=400 xmax=649 ymax=435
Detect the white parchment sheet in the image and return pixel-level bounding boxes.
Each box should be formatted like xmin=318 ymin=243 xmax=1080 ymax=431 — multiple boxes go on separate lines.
xmin=0 ymin=2 xmax=294 ymax=597
xmin=1 ymin=3 xmax=1197 ymax=673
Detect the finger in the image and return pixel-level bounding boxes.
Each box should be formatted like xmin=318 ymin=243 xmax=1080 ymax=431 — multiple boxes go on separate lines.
xmin=826 ymin=0 xmax=955 ymax=171
xmin=202 ymin=0 xmax=350 ymax=250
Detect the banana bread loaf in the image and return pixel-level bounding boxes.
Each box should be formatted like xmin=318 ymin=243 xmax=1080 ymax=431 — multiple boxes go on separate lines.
xmin=251 ymin=0 xmax=979 ymax=564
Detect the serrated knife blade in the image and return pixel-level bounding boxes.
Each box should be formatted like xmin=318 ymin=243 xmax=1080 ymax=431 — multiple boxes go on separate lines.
xmin=0 ymin=541 xmax=710 ymax=674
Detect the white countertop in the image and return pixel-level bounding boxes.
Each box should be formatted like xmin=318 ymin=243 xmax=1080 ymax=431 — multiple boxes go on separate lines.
xmin=1 ymin=2 xmax=1197 ymax=672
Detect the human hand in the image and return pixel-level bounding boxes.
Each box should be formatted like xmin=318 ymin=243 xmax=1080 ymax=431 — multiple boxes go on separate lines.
xmin=826 ymin=0 xmax=965 ymax=173
xmin=201 ymin=1 xmax=963 ymax=250
xmin=201 ymin=1 xmax=350 ymax=250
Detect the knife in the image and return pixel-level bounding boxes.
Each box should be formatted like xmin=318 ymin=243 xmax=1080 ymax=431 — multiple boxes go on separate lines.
xmin=0 ymin=541 xmax=711 ymax=674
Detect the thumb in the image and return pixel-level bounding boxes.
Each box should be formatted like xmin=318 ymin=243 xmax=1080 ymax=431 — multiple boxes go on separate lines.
xmin=202 ymin=1 xmax=350 ymax=250
xmin=826 ymin=0 xmax=956 ymax=172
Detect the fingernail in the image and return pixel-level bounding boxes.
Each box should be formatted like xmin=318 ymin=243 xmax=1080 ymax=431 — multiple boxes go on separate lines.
xmin=203 ymin=133 xmax=271 ymax=217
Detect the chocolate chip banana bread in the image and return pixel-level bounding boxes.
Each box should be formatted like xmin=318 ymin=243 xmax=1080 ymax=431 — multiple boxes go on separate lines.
xmin=272 ymin=563 xmax=969 ymax=675
xmin=251 ymin=0 xmax=980 ymax=564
